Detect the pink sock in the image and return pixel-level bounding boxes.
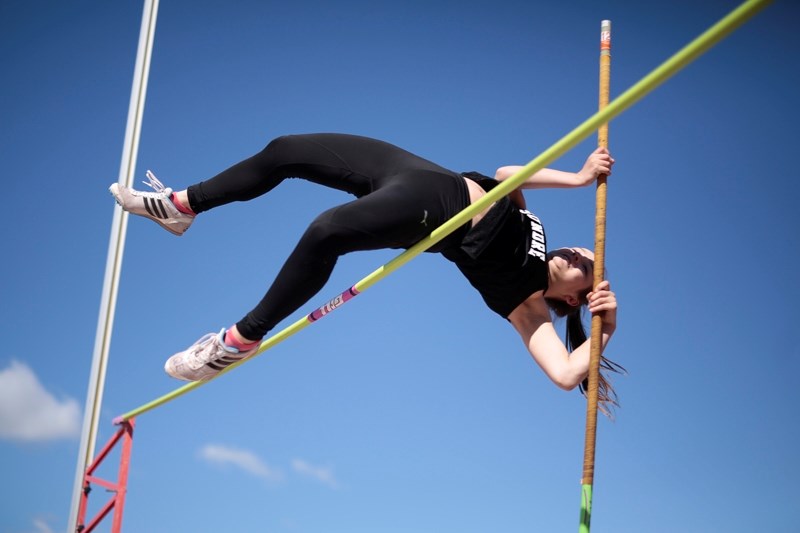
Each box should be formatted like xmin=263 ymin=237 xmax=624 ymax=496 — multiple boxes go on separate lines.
xmin=171 ymin=193 xmax=196 ymax=216
xmin=224 ymin=329 xmax=260 ymax=351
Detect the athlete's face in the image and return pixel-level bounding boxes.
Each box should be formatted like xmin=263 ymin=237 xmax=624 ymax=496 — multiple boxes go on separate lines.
xmin=547 ymin=247 xmax=594 ymax=306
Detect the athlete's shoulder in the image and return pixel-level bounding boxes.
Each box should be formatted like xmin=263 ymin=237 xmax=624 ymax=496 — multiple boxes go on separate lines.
xmin=506 ymin=291 xmax=551 ymax=331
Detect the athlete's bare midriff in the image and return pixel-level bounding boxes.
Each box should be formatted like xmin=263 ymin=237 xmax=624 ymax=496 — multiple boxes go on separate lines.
xmin=463 ymin=177 xmax=495 ymax=227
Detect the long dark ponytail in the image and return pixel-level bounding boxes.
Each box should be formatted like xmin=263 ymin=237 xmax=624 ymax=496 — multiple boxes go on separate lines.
xmin=547 ymin=297 xmax=625 ymax=418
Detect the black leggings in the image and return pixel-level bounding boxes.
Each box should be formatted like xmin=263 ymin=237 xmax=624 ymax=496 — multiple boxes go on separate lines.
xmin=187 ymin=134 xmax=471 ymax=340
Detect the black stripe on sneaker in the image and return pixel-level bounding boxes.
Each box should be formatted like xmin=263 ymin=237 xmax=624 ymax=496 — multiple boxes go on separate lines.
xmin=144 ymin=198 xmax=157 ymax=218
xmin=155 ymin=198 xmax=169 ymax=219
xmin=144 ymin=198 xmax=168 ymax=219
xmin=205 ymin=356 xmax=243 ymax=371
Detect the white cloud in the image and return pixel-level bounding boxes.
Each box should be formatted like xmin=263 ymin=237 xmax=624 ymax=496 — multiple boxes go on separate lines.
xmin=292 ymin=458 xmax=339 ymax=489
xmin=197 ymin=444 xmax=341 ymax=490
xmin=32 ymin=517 xmax=55 ymax=533
xmin=0 ymin=361 xmax=81 ymax=442
xmin=198 ymin=444 xmax=283 ymax=482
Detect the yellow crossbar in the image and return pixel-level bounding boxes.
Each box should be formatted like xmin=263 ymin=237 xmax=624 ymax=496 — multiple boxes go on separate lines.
xmin=114 ymin=0 xmax=770 ymax=424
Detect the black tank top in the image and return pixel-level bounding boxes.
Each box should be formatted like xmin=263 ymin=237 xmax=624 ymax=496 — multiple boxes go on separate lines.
xmin=441 ymin=173 xmax=549 ymax=318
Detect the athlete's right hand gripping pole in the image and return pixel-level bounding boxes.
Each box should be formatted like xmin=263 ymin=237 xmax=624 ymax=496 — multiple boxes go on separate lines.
xmin=579 ymin=19 xmax=611 ymax=533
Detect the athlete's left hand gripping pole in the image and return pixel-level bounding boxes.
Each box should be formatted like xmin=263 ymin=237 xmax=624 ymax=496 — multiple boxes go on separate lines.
xmin=579 ymin=19 xmax=611 ymax=533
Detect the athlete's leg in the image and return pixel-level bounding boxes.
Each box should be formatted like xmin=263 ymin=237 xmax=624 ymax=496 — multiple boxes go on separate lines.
xmin=234 ymin=170 xmax=469 ymax=340
xmin=111 ymin=133 xmax=454 ymax=237
xmin=186 ymin=133 xmax=453 ymax=213
xmin=162 ymin=148 xmax=470 ymax=381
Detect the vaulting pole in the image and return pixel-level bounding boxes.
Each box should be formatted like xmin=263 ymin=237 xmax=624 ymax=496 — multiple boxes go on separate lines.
xmin=579 ymin=19 xmax=611 ymax=533
xmin=67 ymin=2 xmax=159 ymax=531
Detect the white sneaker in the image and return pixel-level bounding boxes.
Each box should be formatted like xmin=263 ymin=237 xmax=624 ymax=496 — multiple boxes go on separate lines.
xmin=109 ymin=171 xmax=194 ymax=236
xmin=164 ymin=329 xmax=258 ymax=381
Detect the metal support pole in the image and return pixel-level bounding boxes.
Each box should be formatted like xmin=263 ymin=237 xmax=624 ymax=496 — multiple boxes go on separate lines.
xmin=67 ymin=2 xmax=158 ymax=531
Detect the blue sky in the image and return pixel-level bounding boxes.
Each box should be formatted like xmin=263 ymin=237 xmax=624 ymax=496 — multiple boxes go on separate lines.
xmin=1 ymin=1 xmax=798 ymax=532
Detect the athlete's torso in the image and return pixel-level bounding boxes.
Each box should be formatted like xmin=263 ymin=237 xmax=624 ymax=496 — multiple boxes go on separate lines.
xmin=443 ymin=173 xmax=549 ymax=318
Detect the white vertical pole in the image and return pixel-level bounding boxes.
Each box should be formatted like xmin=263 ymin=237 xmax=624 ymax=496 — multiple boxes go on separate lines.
xmin=67 ymin=1 xmax=159 ymax=530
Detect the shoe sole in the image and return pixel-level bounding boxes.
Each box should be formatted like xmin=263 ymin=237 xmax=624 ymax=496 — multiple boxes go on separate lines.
xmin=109 ymin=183 xmax=186 ymax=236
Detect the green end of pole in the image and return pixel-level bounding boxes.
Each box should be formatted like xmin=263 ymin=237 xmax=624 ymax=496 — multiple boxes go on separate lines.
xmin=579 ymin=484 xmax=593 ymax=533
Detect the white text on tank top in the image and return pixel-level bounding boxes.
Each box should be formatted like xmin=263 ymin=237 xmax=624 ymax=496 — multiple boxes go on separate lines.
xmin=521 ymin=210 xmax=546 ymax=261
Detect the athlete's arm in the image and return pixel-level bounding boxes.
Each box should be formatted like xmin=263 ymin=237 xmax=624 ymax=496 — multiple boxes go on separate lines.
xmin=495 ymin=147 xmax=614 ymax=191
xmin=507 ymin=282 xmax=617 ymax=390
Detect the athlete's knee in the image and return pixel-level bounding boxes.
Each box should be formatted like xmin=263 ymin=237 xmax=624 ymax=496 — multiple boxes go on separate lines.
xmin=300 ymin=208 xmax=354 ymax=256
xmin=244 ymin=135 xmax=305 ymax=180
xmin=261 ymin=134 xmax=303 ymax=158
